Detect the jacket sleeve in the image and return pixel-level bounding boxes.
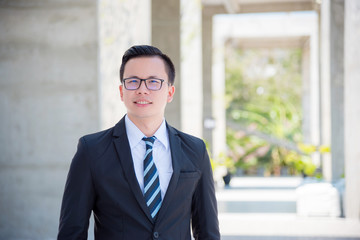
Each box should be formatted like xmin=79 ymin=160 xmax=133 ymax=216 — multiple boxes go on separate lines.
xmin=58 ymin=137 xmax=95 ymax=240
xmin=191 ymin=141 xmax=220 ymax=240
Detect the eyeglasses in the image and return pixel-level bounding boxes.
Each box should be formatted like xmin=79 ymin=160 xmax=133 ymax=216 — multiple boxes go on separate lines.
xmin=123 ymin=77 xmax=167 ymax=91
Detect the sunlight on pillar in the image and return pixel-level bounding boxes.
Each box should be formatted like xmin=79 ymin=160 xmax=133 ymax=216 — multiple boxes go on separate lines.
xmin=180 ymin=0 xmax=203 ymax=138
xmin=98 ymin=0 xmax=151 ymax=129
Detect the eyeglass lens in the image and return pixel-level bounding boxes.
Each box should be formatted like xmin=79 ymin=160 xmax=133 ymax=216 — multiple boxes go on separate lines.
xmin=124 ymin=78 xmax=163 ymax=90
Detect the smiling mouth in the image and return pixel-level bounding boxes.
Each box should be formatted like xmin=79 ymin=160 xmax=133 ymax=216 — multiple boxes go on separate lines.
xmin=135 ymin=100 xmax=152 ymax=105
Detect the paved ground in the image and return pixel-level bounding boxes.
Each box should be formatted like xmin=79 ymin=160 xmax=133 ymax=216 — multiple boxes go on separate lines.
xmin=217 ymin=177 xmax=360 ymax=240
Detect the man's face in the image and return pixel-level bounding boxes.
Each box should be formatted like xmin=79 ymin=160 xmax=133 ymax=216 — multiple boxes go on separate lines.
xmin=119 ymin=56 xmax=175 ymax=123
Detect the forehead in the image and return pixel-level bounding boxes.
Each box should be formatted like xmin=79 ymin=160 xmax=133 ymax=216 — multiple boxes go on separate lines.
xmin=123 ymin=56 xmax=167 ymax=77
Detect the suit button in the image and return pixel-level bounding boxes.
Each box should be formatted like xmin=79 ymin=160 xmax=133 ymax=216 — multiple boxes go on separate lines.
xmin=153 ymin=231 xmax=159 ymax=239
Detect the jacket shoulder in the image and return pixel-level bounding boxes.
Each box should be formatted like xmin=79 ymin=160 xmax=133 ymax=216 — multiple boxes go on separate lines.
xmin=81 ymin=127 xmax=114 ymax=146
xmin=76 ymin=126 xmax=117 ymax=159
xmin=176 ymin=129 xmax=204 ymax=145
xmin=169 ymin=126 xmax=207 ymax=153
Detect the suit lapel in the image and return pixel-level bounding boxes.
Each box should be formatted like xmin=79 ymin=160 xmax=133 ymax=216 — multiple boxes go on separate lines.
xmin=113 ymin=117 xmax=154 ymax=223
xmin=156 ymin=124 xmax=182 ymax=222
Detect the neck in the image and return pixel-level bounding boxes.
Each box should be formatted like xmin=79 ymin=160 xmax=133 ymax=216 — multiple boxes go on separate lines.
xmin=127 ymin=115 xmax=164 ymax=137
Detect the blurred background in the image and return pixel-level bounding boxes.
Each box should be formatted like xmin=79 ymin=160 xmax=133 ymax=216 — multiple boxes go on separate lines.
xmin=1 ymin=0 xmax=360 ymax=239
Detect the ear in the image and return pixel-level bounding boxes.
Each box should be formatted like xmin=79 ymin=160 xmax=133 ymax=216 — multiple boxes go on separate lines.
xmin=167 ymin=85 xmax=175 ymax=103
xmin=119 ymin=85 xmax=124 ymax=101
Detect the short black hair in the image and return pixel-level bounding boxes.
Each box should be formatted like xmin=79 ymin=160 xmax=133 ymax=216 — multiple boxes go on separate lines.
xmin=119 ymin=45 xmax=175 ymax=85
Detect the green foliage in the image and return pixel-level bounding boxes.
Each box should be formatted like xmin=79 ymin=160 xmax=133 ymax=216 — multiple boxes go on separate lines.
xmin=226 ymin=48 xmax=303 ymax=140
xmin=216 ymin=152 xmax=237 ymax=174
xmin=225 ymin=46 xmax=315 ymax=176
xmin=226 ymin=128 xmax=268 ymax=170
xmin=284 ymin=151 xmax=317 ymax=176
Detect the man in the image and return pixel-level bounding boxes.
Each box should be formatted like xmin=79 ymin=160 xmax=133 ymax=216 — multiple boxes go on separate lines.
xmin=58 ymin=45 xmax=220 ymax=240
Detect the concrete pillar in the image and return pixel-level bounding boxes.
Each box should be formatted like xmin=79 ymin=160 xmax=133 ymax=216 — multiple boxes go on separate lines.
xmin=302 ymin=38 xmax=320 ymax=167
xmin=344 ymin=0 xmax=360 ymax=219
xmin=302 ymin=38 xmax=311 ymax=144
xmin=180 ymin=0 xmax=203 ymax=138
xmin=152 ymin=0 xmax=181 ymax=129
xmin=302 ymin=27 xmax=321 ymax=167
xmin=212 ymin=24 xmax=227 ymax=159
xmin=0 ymin=0 xmax=151 ymax=239
xmin=0 ymin=1 xmax=98 ymax=238
xmin=309 ymin=14 xmax=321 ymax=167
xmin=320 ymin=0 xmax=345 ymax=182
xmin=211 ymin=64 xmax=226 ymax=160
xmin=99 ymin=0 xmax=151 ymax=129
xmin=202 ymin=5 xmax=227 ymax=156
xmin=202 ymin=8 xmax=214 ymax=152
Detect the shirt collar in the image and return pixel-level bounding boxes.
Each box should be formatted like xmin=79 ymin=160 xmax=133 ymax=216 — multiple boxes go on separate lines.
xmin=125 ymin=115 xmax=169 ymax=150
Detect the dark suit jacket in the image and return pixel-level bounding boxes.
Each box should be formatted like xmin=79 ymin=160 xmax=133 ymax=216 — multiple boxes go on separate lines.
xmin=58 ymin=116 xmax=220 ymax=240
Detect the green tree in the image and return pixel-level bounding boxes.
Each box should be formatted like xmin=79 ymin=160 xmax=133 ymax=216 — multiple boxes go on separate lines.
xmin=225 ymin=46 xmax=314 ymax=176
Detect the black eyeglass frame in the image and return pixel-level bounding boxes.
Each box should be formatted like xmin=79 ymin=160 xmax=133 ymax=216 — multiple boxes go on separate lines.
xmin=122 ymin=77 xmax=168 ymax=91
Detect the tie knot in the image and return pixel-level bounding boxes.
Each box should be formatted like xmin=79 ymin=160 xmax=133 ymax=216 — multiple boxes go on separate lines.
xmin=142 ymin=136 xmax=156 ymax=146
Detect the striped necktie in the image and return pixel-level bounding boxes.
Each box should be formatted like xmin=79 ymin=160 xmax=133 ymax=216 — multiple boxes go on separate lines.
xmin=142 ymin=136 xmax=162 ymax=219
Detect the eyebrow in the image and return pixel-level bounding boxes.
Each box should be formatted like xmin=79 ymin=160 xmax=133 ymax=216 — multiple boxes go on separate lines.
xmin=125 ymin=75 xmax=162 ymax=79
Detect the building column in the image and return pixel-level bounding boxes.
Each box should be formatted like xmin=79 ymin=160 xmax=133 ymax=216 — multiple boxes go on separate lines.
xmin=0 ymin=1 xmax=99 ymax=238
xmin=302 ymin=36 xmax=321 ymax=167
xmin=202 ymin=8 xmax=214 ymax=152
xmin=212 ymin=24 xmax=227 ymax=159
xmin=344 ymin=0 xmax=360 ymax=219
xmin=320 ymin=0 xmax=345 ymax=182
xmin=180 ymin=0 xmax=203 ymax=138
xmin=302 ymin=38 xmax=311 ymax=144
xmin=202 ymin=5 xmax=227 ymax=157
xmin=0 ymin=1 xmax=152 ymax=238
xmin=152 ymin=0 xmax=181 ymax=129
xmin=99 ymin=0 xmax=151 ymax=129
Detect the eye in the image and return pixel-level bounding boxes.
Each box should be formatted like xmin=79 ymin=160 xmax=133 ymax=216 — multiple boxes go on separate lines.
xmin=148 ymin=79 xmax=161 ymax=84
xmin=127 ymin=78 xmax=139 ymax=83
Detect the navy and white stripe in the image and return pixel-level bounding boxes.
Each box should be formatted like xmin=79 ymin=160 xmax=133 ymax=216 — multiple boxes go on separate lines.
xmin=142 ymin=136 xmax=162 ymax=219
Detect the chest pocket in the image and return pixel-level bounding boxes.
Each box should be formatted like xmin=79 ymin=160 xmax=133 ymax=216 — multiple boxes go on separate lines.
xmin=177 ymin=171 xmax=201 ymax=199
xmin=179 ymin=171 xmax=201 ymax=179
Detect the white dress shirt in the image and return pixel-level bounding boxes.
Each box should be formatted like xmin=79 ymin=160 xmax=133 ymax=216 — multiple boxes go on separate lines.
xmin=125 ymin=115 xmax=173 ymax=199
